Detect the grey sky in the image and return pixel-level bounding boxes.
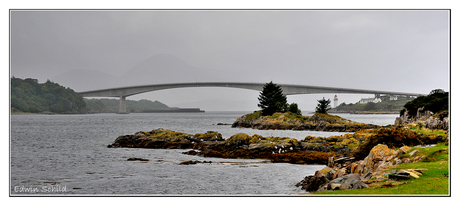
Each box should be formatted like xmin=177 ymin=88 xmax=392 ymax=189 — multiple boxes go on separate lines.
xmin=10 ymin=10 xmax=450 ymax=111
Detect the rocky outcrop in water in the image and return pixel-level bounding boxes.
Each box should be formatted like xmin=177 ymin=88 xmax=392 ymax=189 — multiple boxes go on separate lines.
xmin=108 ymin=129 xmax=224 ymax=149
xmin=108 ymin=128 xmax=368 ymax=164
xmin=232 ymin=112 xmax=379 ymax=132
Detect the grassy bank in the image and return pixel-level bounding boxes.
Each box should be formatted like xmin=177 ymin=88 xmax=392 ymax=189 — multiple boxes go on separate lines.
xmin=312 ymin=144 xmax=449 ymax=195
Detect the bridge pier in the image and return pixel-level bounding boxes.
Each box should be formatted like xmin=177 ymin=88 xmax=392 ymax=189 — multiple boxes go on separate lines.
xmin=117 ymin=96 xmax=129 ymax=114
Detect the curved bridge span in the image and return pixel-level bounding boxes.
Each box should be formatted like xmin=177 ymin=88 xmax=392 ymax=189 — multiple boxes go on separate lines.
xmin=78 ymin=82 xmax=424 ymax=113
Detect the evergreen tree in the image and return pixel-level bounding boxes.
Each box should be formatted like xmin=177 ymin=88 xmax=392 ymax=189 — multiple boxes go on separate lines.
xmin=315 ymin=97 xmax=331 ymax=114
xmin=257 ymin=81 xmax=287 ymax=116
xmin=288 ymin=103 xmax=302 ymax=115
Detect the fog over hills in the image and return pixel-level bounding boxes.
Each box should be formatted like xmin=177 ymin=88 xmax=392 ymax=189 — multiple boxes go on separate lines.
xmin=52 ymin=54 xmax=242 ymax=92
xmin=52 ymin=69 xmax=118 ymax=91
xmin=12 ymin=10 xmax=447 ymax=111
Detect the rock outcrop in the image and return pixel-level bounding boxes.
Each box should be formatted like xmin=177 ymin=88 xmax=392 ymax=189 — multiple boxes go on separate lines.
xmin=395 ymin=108 xmax=449 ymax=130
xmin=296 ymin=144 xmax=428 ymax=192
xmin=108 ymin=129 xmax=361 ymax=164
xmin=108 ymin=128 xmax=224 ymax=149
xmin=232 ymin=112 xmax=379 ymax=132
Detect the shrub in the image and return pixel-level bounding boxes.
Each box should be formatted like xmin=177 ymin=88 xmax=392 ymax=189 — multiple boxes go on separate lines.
xmin=288 ymin=103 xmax=302 ymax=115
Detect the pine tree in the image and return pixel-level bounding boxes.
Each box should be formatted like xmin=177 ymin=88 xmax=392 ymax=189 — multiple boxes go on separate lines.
xmin=315 ymin=97 xmax=331 ymax=114
xmin=257 ymin=81 xmax=287 ymax=116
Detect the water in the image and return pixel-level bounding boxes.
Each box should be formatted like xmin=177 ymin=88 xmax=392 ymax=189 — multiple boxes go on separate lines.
xmin=10 ymin=111 xmax=398 ymax=195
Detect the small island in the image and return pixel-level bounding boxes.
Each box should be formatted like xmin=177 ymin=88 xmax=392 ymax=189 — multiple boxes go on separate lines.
xmin=231 ymin=111 xmax=378 ymax=132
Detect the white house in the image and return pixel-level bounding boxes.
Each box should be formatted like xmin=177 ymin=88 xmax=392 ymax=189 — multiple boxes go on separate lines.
xmin=359 ymin=97 xmax=382 ymax=104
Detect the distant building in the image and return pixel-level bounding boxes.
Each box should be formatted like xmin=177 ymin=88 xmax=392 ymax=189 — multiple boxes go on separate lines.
xmin=389 ymin=95 xmax=398 ymax=101
xmin=359 ymin=97 xmax=382 ymax=104
xmin=333 ymin=95 xmax=338 ymax=108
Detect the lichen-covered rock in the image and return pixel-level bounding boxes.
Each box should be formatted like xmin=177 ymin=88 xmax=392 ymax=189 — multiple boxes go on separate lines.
xmin=356 ymin=144 xmax=397 ymax=175
xmin=224 ymin=133 xmax=259 ymax=147
xmin=108 ymin=128 xmax=222 ymax=149
xmin=232 ymin=112 xmax=379 ymax=132
xmin=193 ymin=131 xmax=224 ymax=141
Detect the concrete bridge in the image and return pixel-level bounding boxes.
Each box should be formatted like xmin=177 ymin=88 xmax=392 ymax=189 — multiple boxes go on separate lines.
xmin=78 ymin=82 xmax=424 ymax=113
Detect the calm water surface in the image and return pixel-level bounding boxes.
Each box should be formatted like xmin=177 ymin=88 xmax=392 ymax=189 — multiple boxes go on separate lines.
xmin=10 ymin=112 xmax=398 ymax=195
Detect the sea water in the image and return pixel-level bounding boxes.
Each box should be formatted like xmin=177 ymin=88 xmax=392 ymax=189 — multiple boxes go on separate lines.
xmin=10 ymin=112 xmax=398 ymax=195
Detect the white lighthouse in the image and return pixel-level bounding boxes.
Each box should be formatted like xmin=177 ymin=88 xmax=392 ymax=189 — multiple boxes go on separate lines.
xmin=333 ymin=95 xmax=338 ymax=108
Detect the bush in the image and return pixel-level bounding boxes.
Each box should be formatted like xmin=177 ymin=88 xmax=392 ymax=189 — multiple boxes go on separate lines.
xmin=364 ymin=102 xmax=376 ymax=111
xmin=288 ymin=103 xmax=302 ymax=115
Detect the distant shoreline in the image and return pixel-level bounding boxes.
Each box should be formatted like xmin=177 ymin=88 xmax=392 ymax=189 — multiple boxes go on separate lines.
xmin=330 ymin=111 xmax=399 ymax=114
xmin=143 ymin=108 xmax=204 ymax=113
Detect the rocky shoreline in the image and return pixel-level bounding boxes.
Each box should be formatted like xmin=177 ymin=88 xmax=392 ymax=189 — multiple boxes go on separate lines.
xmin=107 ymin=110 xmax=448 ymax=194
xmin=108 ymin=124 xmax=448 ymax=193
xmin=231 ymin=112 xmax=379 ymax=132
xmin=295 ymin=144 xmax=429 ymax=192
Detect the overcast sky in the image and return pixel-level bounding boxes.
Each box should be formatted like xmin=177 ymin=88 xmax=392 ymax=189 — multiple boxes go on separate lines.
xmin=10 ymin=9 xmax=450 ymax=111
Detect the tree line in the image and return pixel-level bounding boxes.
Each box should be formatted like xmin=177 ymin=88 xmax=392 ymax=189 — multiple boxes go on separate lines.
xmin=257 ymin=81 xmax=330 ymax=116
xmin=11 ymin=77 xmax=88 ymax=113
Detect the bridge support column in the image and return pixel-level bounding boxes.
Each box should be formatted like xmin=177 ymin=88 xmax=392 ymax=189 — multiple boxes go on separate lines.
xmin=117 ymin=96 xmax=129 ymax=114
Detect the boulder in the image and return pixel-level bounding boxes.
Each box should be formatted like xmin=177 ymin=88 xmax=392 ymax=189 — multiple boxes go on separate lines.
xmin=409 ymin=150 xmax=419 ymax=157
xmin=333 ymin=168 xmax=347 ymax=179
xmin=319 ymin=174 xmax=368 ymax=191
xmin=356 ymin=144 xmax=397 ymax=175
xmin=317 ymin=166 xmax=333 ymax=177
xmin=295 ymin=171 xmax=330 ymax=192
xmin=397 ymin=145 xmax=411 ymax=155
xmin=361 ymin=172 xmax=373 ymax=180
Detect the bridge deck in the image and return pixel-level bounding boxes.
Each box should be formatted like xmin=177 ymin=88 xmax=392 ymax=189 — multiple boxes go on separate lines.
xmin=78 ymin=82 xmax=424 ymax=114
xmin=79 ymin=82 xmax=424 ymax=97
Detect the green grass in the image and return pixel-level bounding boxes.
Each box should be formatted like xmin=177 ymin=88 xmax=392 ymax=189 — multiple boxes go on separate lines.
xmin=245 ymin=110 xmax=262 ymax=120
xmin=312 ymin=145 xmax=449 ymax=195
xmin=409 ymin=126 xmax=448 ymax=137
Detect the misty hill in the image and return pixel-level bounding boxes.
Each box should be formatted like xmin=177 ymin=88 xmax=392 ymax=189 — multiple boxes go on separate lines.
xmin=84 ymin=98 xmax=170 ymax=113
xmin=52 ymin=54 xmax=240 ymax=92
xmin=51 ymin=69 xmax=119 ymax=92
xmin=11 ymin=77 xmax=88 ymax=114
